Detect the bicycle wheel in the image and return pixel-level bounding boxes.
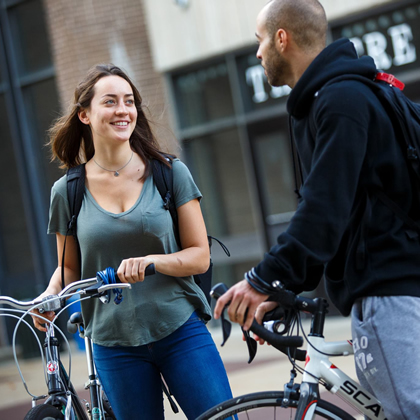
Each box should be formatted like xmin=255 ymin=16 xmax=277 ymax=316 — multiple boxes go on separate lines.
xmin=196 ymin=391 xmax=356 ymax=420
xmin=24 ymin=404 xmax=64 ymax=420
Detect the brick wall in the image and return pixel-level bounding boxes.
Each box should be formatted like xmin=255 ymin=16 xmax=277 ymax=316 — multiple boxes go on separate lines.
xmin=42 ymin=0 xmax=179 ymax=153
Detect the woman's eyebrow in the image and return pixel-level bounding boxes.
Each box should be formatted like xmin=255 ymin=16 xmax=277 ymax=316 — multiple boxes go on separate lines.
xmin=101 ymin=93 xmax=134 ymax=98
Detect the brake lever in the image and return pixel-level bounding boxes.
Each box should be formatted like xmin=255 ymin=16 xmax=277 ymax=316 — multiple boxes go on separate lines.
xmin=220 ymin=310 xmax=232 ymax=346
xmin=241 ymin=327 xmax=257 ymax=363
xmin=210 ymin=283 xmax=257 ymax=362
xmin=210 ymin=283 xmax=232 ymax=346
xmin=39 ymin=295 xmax=65 ymax=314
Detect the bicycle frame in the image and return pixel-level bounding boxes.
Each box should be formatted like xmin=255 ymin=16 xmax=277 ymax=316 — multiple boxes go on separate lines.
xmin=31 ymin=324 xmax=89 ymax=420
xmin=0 ymin=272 xmax=134 ymax=420
xmin=267 ymin=295 xmax=386 ymax=420
xmin=79 ymin=319 xmax=109 ymax=419
xmin=295 ymin=335 xmax=386 ymax=420
xmin=33 ymin=310 xmax=114 ymax=419
xmin=211 ymin=283 xmax=389 ymax=420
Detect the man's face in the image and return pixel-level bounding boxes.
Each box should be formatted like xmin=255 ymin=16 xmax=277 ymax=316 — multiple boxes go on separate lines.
xmin=255 ymin=9 xmax=290 ymax=87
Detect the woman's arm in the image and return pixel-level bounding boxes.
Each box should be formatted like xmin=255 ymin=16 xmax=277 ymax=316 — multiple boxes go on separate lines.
xmin=117 ymin=198 xmax=210 ymax=283
xmin=32 ymin=233 xmax=81 ymax=331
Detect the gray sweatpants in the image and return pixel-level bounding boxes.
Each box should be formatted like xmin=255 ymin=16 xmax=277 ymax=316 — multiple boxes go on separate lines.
xmin=351 ymin=296 xmax=420 ymax=420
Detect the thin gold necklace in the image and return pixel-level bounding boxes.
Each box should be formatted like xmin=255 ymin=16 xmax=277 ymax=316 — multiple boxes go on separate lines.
xmin=93 ymin=151 xmax=134 ymax=177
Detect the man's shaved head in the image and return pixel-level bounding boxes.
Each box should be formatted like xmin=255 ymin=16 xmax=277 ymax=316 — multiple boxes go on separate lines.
xmin=263 ymin=0 xmax=328 ymax=51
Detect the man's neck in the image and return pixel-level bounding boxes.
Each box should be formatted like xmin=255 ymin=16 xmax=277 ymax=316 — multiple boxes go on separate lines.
xmin=288 ymin=48 xmax=323 ymax=88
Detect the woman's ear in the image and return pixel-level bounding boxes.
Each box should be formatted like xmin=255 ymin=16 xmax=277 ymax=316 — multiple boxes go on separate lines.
xmin=78 ymin=109 xmax=90 ymax=125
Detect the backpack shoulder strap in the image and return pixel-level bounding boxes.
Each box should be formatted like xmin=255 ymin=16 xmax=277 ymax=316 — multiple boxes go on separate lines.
xmin=62 ymin=163 xmax=85 ymax=290
xmin=66 ymin=163 xmax=86 ymax=238
xmin=152 ymin=157 xmax=181 ymax=246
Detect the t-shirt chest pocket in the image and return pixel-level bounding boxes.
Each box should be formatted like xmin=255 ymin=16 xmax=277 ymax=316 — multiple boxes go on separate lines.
xmin=142 ymin=206 xmax=172 ymax=238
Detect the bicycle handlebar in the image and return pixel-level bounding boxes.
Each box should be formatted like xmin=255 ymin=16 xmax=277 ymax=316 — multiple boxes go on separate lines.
xmin=0 ymin=264 xmax=156 ymax=311
xmin=211 ymin=282 xmax=307 ymax=361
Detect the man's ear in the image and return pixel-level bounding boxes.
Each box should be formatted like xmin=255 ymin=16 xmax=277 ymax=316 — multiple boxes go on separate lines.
xmin=78 ymin=109 xmax=90 ymax=125
xmin=274 ymin=28 xmax=288 ymax=53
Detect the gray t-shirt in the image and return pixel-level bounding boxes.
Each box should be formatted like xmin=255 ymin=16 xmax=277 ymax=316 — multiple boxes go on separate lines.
xmin=48 ymin=159 xmax=211 ymax=346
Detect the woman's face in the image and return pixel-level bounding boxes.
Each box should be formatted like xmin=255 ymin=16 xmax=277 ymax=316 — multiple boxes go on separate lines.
xmin=80 ymin=75 xmax=138 ymax=145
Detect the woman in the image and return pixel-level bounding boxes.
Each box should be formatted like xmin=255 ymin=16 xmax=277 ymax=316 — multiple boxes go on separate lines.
xmin=32 ymin=64 xmax=234 ymax=419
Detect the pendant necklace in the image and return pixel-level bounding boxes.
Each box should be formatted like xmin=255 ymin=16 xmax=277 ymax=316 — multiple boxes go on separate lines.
xmin=93 ymin=152 xmax=134 ymax=177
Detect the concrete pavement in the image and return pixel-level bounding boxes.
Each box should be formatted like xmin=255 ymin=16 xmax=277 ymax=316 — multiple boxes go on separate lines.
xmin=0 ymin=316 xmax=360 ymax=419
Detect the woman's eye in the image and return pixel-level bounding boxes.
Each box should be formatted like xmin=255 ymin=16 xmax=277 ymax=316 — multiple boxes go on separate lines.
xmin=105 ymin=99 xmax=115 ymax=105
xmin=126 ymin=99 xmax=134 ymax=105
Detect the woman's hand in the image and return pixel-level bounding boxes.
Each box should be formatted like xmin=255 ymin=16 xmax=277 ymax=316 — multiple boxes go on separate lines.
xmin=31 ymin=233 xmax=80 ymax=332
xmin=31 ymin=290 xmax=59 ymax=332
xmin=31 ymin=306 xmax=56 ymax=333
xmin=117 ymin=257 xmax=156 ymax=283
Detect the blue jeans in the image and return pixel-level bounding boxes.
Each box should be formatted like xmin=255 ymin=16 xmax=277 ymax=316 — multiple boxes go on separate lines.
xmin=93 ymin=311 xmax=233 ymax=419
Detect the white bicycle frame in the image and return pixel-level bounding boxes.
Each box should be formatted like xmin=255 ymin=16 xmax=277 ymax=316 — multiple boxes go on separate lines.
xmin=301 ymin=335 xmax=386 ymax=420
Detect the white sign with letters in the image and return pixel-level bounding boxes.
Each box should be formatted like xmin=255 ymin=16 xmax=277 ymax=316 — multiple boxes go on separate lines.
xmin=350 ymin=23 xmax=416 ymax=69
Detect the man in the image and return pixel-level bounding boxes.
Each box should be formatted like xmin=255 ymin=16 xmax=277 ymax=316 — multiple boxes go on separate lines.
xmin=214 ymin=0 xmax=420 ymax=418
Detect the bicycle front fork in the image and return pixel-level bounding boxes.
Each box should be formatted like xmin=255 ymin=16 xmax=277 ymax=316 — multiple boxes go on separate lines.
xmin=282 ymin=370 xmax=320 ymax=419
xmin=295 ymin=382 xmax=320 ymax=419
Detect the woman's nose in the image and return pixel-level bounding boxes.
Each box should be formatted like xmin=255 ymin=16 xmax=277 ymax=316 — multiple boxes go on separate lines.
xmin=116 ymin=101 xmax=128 ymax=114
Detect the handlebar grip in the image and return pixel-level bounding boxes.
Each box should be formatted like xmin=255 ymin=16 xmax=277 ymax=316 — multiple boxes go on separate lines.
xmin=144 ymin=263 xmax=156 ymax=276
xmin=250 ymin=320 xmax=306 ymax=361
xmin=210 ymin=283 xmax=229 ymax=300
xmin=113 ymin=263 xmax=156 ymax=282
xmin=210 ymin=283 xmax=306 ymax=361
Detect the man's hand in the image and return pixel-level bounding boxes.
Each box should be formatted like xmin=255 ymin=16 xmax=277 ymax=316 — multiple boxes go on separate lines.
xmin=214 ymin=280 xmax=269 ymax=331
xmin=253 ymin=301 xmax=280 ymax=344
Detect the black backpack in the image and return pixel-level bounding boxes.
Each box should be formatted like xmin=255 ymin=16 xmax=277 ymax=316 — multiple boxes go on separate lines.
xmin=66 ymin=157 xmax=230 ymax=305
xmin=302 ymin=71 xmax=420 ymax=234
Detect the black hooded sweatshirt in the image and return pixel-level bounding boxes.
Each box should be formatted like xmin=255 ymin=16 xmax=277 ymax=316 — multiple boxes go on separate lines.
xmin=254 ymin=38 xmax=420 ymax=316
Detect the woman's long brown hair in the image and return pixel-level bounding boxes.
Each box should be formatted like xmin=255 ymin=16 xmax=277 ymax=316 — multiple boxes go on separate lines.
xmin=48 ymin=64 xmax=171 ymax=175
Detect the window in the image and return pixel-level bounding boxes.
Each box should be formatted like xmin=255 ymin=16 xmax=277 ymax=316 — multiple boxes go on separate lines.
xmin=0 ymin=94 xmax=35 ymax=293
xmin=173 ymin=61 xmax=235 ymax=128
xmin=184 ymin=128 xmax=256 ymax=237
xmin=252 ymin=128 xmax=297 ymax=219
xmin=8 ymin=0 xmax=53 ymax=77
xmin=0 ymin=0 xmax=59 ymax=299
xmin=22 ymin=78 xmax=61 ymax=189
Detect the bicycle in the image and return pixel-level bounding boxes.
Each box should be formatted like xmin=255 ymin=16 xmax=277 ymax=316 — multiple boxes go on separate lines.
xmin=197 ymin=282 xmax=387 ymax=420
xmin=0 ymin=264 xmax=156 ymax=420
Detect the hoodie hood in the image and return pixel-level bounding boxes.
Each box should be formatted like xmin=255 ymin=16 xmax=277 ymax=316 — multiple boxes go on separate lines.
xmin=287 ymin=38 xmax=377 ymax=118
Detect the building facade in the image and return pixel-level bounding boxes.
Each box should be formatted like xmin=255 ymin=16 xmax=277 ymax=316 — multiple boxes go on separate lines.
xmin=0 ymin=0 xmax=419 ymax=353
xmin=143 ymin=0 xmax=420 ymax=286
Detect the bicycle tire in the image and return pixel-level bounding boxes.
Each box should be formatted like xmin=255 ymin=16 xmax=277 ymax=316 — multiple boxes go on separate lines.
xmin=196 ymin=391 xmax=356 ymax=420
xmin=23 ymin=404 xmax=64 ymax=420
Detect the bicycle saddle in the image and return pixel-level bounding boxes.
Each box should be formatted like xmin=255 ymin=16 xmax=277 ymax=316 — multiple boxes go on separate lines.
xmin=67 ymin=311 xmax=84 ymax=334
